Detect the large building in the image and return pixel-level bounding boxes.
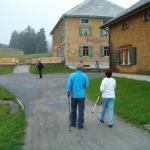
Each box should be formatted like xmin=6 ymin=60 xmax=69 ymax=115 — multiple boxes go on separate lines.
xmin=50 ymin=0 xmax=124 ymax=68
xmin=102 ymin=0 xmax=150 ymax=74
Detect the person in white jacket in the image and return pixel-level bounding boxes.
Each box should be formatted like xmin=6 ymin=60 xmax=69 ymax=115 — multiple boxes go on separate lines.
xmin=99 ymin=69 xmax=116 ymax=128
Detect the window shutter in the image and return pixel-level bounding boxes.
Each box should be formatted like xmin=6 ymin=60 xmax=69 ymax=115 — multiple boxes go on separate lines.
xmin=100 ymin=45 xmax=104 ymax=57
xmin=129 ymin=47 xmax=136 ymax=65
xmin=79 ymin=27 xmax=83 ymax=36
xmin=116 ymin=49 xmax=120 ymax=64
xmin=100 ymin=29 xmax=105 ymax=37
xmin=79 ymin=46 xmax=83 ymax=57
xmin=61 ymin=48 xmax=64 ymax=57
xmin=89 ymin=46 xmax=93 ymax=57
xmin=89 ymin=27 xmax=92 ymax=36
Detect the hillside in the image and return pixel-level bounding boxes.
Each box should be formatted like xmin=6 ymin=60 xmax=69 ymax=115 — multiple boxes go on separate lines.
xmin=0 ymin=48 xmax=52 ymax=63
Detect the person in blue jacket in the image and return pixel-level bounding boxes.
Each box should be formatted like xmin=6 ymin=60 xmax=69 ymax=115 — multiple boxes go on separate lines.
xmin=67 ymin=64 xmax=89 ymax=129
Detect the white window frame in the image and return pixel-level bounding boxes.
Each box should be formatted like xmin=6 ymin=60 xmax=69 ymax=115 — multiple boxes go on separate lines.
xmin=121 ymin=48 xmax=130 ymax=65
xmin=144 ymin=11 xmax=150 ymax=20
xmin=82 ymin=27 xmax=90 ymax=36
xmin=121 ymin=21 xmax=129 ymax=29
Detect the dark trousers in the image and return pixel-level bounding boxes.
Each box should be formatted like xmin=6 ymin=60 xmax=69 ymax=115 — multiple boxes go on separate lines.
xmin=38 ymin=69 xmax=42 ymax=78
xmin=70 ymin=98 xmax=85 ymax=126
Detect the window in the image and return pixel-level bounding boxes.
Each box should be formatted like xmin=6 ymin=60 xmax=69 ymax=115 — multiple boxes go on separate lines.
xmin=144 ymin=11 xmax=150 ymax=20
xmin=100 ymin=45 xmax=109 ymax=57
xmin=79 ymin=45 xmax=93 ymax=57
xmin=121 ymin=21 xmax=128 ymax=29
xmin=116 ymin=47 xmax=136 ymax=65
xmin=81 ymin=18 xmax=89 ymax=24
xmin=79 ymin=27 xmax=92 ymax=36
xmin=104 ymin=46 xmax=110 ymax=56
xmin=83 ymin=46 xmax=89 ymax=56
xmin=82 ymin=28 xmax=90 ymax=36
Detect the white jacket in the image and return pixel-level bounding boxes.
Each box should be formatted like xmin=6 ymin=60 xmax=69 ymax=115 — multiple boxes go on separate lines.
xmin=100 ymin=77 xmax=116 ymax=98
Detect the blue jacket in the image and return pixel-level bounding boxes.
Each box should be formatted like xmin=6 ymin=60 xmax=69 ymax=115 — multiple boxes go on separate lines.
xmin=66 ymin=70 xmax=89 ymax=98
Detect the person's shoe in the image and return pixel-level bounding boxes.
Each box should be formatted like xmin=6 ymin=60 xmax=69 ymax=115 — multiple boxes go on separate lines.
xmin=108 ymin=124 xmax=113 ymax=128
xmin=100 ymin=120 xmax=104 ymax=123
xmin=78 ymin=125 xmax=83 ymax=129
xmin=70 ymin=123 xmax=76 ymax=127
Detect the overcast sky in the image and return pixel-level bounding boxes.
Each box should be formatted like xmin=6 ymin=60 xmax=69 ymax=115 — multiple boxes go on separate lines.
xmin=0 ymin=0 xmax=139 ymax=45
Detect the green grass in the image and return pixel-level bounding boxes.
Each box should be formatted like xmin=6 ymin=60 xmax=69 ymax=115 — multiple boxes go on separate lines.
xmin=0 ymin=66 xmax=15 ymax=75
xmin=0 ymin=85 xmax=16 ymax=101
xmin=0 ymin=86 xmax=25 ymax=150
xmin=0 ymin=48 xmax=52 ymax=63
xmin=87 ymin=77 xmax=150 ymax=125
xmin=30 ymin=64 xmax=73 ymax=74
xmin=0 ymin=48 xmax=24 ymax=59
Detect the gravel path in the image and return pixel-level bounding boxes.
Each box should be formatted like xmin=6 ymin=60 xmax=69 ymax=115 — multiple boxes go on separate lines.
xmin=13 ymin=65 xmax=30 ymax=73
xmin=0 ymin=73 xmax=149 ymax=150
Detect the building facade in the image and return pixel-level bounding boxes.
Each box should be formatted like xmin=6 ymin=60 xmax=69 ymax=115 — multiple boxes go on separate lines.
xmin=102 ymin=0 xmax=150 ymax=74
xmin=50 ymin=0 xmax=123 ymax=68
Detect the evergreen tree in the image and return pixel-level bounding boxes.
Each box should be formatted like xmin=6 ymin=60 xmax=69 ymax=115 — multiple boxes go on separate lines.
xmin=36 ymin=28 xmax=47 ymax=53
xmin=9 ymin=26 xmax=48 ymax=54
xmin=9 ymin=31 xmax=19 ymax=48
xmin=23 ymin=25 xmax=36 ymax=54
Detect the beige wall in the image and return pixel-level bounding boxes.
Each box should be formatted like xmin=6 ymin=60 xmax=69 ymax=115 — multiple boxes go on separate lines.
xmin=65 ymin=17 xmax=109 ymax=67
xmin=110 ymin=9 xmax=150 ymax=74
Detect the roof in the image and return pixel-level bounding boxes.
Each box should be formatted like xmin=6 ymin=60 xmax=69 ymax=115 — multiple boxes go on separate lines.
xmin=65 ymin=0 xmax=124 ymax=18
xmin=102 ymin=0 xmax=150 ymax=28
xmin=50 ymin=0 xmax=124 ymax=34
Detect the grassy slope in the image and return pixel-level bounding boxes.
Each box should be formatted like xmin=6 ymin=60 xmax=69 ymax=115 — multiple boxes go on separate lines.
xmin=0 ymin=86 xmax=25 ymax=150
xmin=0 ymin=48 xmax=51 ymax=63
xmin=86 ymin=77 xmax=150 ymax=125
xmin=0 ymin=48 xmax=24 ymax=59
xmin=30 ymin=64 xmax=73 ymax=74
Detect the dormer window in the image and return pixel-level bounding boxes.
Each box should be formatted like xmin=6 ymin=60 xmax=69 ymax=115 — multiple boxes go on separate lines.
xmin=144 ymin=11 xmax=150 ymax=21
xmin=81 ymin=18 xmax=89 ymax=24
xmin=121 ymin=21 xmax=128 ymax=29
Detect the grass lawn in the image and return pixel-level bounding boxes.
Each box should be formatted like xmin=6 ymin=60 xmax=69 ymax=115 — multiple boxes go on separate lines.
xmin=30 ymin=64 xmax=73 ymax=74
xmin=0 ymin=66 xmax=15 ymax=75
xmin=0 ymin=86 xmax=25 ymax=150
xmin=86 ymin=77 xmax=150 ymax=126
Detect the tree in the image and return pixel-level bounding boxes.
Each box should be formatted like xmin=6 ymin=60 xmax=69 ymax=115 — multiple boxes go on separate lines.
xmin=23 ymin=25 xmax=36 ymax=54
xmin=9 ymin=26 xmax=48 ymax=54
xmin=9 ymin=31 xmax=19 ymax=48
xmin=36 ymin=28 xmax=47 ymax=53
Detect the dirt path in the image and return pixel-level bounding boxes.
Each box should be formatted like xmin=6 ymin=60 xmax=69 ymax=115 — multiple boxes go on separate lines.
xmin=0 ymin=73 xmax=149 ymax=150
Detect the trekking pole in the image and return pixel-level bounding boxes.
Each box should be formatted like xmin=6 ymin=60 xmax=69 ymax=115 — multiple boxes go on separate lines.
xmin=91 ymin=96 xmax=100 ymax=113
xmin=68 ymin=95 xmax=71 ymax=132
xmin=98 ymin=101 xmax=103 ymax=124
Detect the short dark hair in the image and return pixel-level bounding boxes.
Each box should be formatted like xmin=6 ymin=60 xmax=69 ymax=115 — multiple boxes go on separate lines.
xmin=105 ymin=68 xmax=112 ymax=78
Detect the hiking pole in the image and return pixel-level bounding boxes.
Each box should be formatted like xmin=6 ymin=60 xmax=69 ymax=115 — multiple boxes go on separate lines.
xmin=98 ymin=102 xmax=103 ymax=125
xmin=68 ymin=95 xmax=71 ymax=132
xmin=91 ymin=96 xmax=100 ymax=113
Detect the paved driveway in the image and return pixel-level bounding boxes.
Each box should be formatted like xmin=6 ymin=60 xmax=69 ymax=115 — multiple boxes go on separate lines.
xmin=0 ymin=73 xmax=149 ymax=150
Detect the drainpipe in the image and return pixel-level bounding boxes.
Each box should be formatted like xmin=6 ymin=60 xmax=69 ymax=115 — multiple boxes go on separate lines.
xmin=100 ymin=27 xmax=112 ymax=70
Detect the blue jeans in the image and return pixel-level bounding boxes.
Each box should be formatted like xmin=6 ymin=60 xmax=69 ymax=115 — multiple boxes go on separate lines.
xmin=99 ymin=98 xmax=115 ymax=125
xmin=70 ymin=98 xmax=85 ymax=126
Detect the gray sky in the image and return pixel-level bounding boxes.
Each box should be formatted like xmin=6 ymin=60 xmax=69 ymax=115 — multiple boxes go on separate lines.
xmin=0 ymin=0 xmax=139 ymax=45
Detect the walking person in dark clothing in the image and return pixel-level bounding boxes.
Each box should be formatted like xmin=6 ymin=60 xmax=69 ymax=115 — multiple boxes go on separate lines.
xmin=36 ymin=59 xmax=44 ymax=79
xmin=66 ymin=64 xmax=89 ymax=129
